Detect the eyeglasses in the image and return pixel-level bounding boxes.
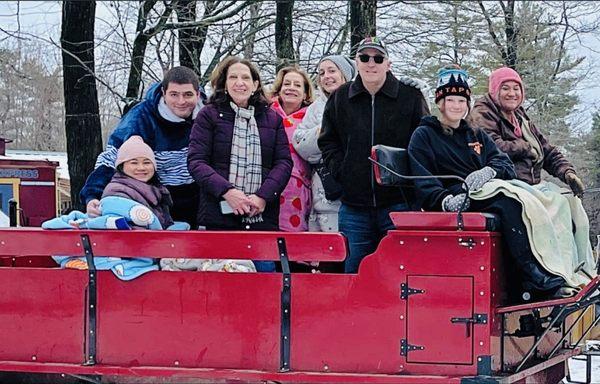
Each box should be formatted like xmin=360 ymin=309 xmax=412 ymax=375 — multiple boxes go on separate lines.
xmin=358 ymin=54 xmax=385 ymax=64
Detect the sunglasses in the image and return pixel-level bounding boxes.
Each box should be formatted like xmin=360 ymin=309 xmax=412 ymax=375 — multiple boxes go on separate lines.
xmin=358 ymin=54 xmax=386 ymax=64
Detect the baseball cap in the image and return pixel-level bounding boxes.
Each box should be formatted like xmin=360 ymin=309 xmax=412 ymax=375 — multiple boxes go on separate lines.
xmin=356 ymin=36 xmax=388 ymax=57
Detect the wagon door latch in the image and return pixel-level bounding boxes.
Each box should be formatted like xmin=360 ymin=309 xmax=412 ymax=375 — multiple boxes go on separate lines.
xmin=458 ymin=237 xmax=476 ymax=249
xmin=451 ymin=313 xmax=488 ymax=337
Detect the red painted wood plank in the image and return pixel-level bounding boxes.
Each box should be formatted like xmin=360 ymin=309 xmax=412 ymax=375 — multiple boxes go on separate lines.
xmin=0 ymin=228 xmax=347 ymax=262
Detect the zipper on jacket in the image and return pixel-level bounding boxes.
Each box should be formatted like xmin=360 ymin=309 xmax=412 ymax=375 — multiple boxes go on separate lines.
xmin=371 ymin=95 xmax=377 ymax=207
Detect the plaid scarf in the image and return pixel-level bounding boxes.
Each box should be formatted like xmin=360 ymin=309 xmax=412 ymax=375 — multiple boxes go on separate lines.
xmin=228 ymin=102 xmax=263 ymax=223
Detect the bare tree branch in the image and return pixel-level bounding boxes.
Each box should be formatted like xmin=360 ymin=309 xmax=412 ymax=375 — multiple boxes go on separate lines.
xmin=478 ymin=1 xmax=508 ymax=63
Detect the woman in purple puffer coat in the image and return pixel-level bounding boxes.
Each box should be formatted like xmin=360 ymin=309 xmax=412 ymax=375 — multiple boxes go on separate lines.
xmin=188 ymin=56 xmax=292 ymax=241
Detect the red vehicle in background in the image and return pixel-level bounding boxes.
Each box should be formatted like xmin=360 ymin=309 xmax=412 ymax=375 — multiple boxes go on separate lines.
xmin=0 ymin=144 xmax=597 ymax=384
xmin=0 ymin=138 xmax=59 ymax=227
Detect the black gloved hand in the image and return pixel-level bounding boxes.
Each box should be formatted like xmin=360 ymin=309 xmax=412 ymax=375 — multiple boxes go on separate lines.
xmin=565 ymin=171 xmax=584 ymax=198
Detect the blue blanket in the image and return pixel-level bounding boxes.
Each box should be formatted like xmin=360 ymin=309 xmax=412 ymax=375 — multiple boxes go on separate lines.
xmin=42 ymin=196 xmax=189 ymax=280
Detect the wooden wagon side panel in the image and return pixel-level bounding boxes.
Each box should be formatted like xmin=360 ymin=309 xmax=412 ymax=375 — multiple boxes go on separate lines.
xmin=96 ymin=271 xmax=282 ymax=371
xmin=290 ymin=274 xmax=403 ymax=374
xmin=0 ymin=269 xmax=87 ymax=364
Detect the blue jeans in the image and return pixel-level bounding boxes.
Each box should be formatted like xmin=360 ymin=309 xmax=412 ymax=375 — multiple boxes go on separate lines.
xmin=254 ymin=260 xmax=276 ymax=272
xmin=339 ymin=202 xmax=409 ymax=273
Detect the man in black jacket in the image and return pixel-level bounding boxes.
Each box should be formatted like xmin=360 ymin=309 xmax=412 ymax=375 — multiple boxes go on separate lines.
xmin=318 ymin=37 xmax=429 ymax=273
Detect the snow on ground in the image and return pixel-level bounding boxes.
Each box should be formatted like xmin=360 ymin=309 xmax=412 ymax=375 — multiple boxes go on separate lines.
xmin=565 ymin=356 xmax=600 ymax=383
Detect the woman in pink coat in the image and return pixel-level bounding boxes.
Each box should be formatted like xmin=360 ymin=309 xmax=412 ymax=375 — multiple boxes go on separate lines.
xmin=270 ymin=65 xmax=315 ymax=232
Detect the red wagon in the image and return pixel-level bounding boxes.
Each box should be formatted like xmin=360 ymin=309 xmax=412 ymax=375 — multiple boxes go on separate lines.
xmin=0 ymin=152 xmax=59 ymax=227
xmin=0 ymin=211 xmax=597 ymax=383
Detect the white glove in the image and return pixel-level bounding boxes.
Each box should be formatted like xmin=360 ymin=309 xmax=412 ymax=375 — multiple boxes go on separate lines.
xmin=464 ymin=166 xmax=496 ymax=192
xmin=442 ymin=193 xmax=470 ymax=212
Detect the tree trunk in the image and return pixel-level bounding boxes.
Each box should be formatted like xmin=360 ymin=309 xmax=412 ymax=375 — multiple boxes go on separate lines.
xmin=125 ymin=0 xmax=156 ymax=102
xmin=504 ymin=0 xmax=517 ymax=68
xmin=175 ymin=1 xmax=203 ymax=74
xmin=275 ymin=0 xmax=295 ymax=71
xmin=243 ymin=2 xmax=262 ymax=59
xmin=350 ymin=0 xmax=377 ymax=56
xmin=126 ymin=34 xmax=150 ymax=102
xmin=60 ymin=1 xmax=103 ymax=211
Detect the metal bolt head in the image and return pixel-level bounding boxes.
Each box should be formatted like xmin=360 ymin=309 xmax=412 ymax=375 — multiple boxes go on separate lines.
xmin=328 ymin=246 xmax=333 ymax=251
xmin=32 ymin=355 xmax=37 ymax=361
xmin=400 ymin=315 xmax=404 ymax=320
xmin=479 ymin=291 xmax=484 ymax=296
xmin=174 ymin=360 xmax=180 ymax=366
xmin=423 ymin=237 xmax=428 ymax=242
xmin=480 ymin=266 xmax=485 ymax=271
xmin=478 ymin=357 xmax=482 ymax=362
xmin=323 ymin=364 xmax=329 ymax=372
xmin=400 ymin=265 xmax=405 ymax=270
xmin=479 ymin=341 xmax=484 ymax=346
xmin=399 ymin=240 xmax=404 ymax=245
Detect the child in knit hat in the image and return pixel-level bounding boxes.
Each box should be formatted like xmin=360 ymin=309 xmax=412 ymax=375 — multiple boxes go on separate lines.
xmin=105 ymin=136 xmax=257 ymax=273
xmin=102 ymin=135 xmax=175 ymax=229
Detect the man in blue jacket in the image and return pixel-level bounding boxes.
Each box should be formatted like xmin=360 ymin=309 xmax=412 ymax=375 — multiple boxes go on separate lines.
xmin=80 ymin=66 xmax=205 ymax=228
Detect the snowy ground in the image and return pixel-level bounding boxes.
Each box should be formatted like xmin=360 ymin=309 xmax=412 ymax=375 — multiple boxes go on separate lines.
xmin=565 ymin=356 xmax=600 ymax=383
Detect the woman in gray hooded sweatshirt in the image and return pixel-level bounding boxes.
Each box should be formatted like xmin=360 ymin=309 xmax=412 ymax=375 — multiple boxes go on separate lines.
xmin=292 ymin=55 xmax=356 ymax=233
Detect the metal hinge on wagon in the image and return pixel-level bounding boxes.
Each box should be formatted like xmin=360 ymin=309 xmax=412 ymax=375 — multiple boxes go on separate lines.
xmin=400 ymin=283 xmax=425 ymax=299
xmin=400 ymin=339 xmax=424 ymax=356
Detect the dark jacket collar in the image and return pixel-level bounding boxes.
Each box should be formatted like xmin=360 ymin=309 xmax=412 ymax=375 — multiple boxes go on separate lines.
xmin=349 ymin=72 xmax=399 ymax=99
xmin=421 ymin=115 xmax=471 ymax=133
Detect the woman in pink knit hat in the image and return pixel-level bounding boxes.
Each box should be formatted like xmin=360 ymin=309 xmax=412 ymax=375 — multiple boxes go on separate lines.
xmin=468 ymin=67 xmax=585 ymax=197
xmin=101 ymin=135 xmax=174 ymax=228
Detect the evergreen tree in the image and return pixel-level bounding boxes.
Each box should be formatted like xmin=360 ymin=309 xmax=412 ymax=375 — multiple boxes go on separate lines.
xmin=588 ymin=112 xmax=600 ymax=186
